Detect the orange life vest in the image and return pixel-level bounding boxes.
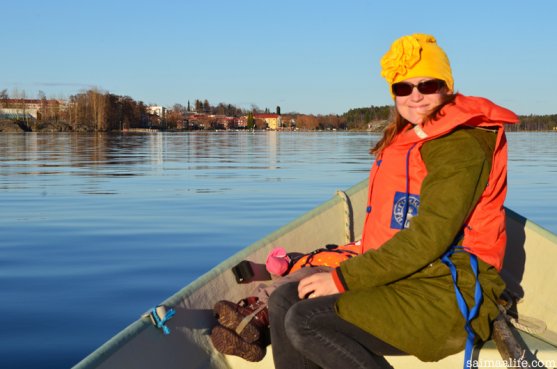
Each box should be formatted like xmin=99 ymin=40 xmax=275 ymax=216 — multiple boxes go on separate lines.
xmin=361 ymin=94 xmax=518 ymax=270
xmin=288 ymin=242 xmax=362 ymax=274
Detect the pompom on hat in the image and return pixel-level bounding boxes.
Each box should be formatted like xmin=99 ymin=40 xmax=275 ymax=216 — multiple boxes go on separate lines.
xmin=380 ymin=34 xmax=454 ymax=98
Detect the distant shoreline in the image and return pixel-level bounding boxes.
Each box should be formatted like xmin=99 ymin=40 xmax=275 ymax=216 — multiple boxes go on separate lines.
xmin=1 ymin=120 xmax=556 ymax=133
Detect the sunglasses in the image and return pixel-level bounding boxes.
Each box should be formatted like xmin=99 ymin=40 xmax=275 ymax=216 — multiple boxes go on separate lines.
xmin=391 ymin=79 xmax=446 ymax=97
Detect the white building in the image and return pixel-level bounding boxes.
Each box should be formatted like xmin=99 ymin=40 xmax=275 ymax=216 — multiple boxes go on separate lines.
xmin=147 ymin=105 xmax=166 ymax=117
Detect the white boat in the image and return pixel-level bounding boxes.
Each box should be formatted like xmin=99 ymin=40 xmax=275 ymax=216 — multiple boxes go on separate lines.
xmin=73 ymin=179 xmax=557 ymax=369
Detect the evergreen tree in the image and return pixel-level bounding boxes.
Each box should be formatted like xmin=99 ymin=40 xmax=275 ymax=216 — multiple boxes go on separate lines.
xmin=247 ymin=112 xmax=255 ymax=130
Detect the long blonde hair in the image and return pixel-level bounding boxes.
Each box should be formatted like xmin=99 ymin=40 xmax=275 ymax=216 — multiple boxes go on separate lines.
xmin=371 ymin=93 xmax=457 ymax=155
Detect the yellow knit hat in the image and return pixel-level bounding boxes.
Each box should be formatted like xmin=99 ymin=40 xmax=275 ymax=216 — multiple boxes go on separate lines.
xmin=380 ymin=34 xmax=453 ymax=97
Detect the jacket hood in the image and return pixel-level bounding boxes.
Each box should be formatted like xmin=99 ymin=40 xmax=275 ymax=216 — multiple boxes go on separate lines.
xmin=448 ymin=94 xmax=519 ymax=125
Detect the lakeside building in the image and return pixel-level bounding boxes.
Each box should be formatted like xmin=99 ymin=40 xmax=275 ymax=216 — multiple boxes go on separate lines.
xmin=237 ymin=116 xmax=248 ymax=129
xmin=185 ymin=113 xmax=242 ymax=130
xmin=0 ymin=98 xmax=66 ymax=120
xmin=0 ymin=98 xmax=287 ymax=131
xmin=146 ymin=105 xmax=166 ymax=118
xmin=183 ymin=113 xmax=283 ymax=130
xmin=253 ymin=113 xmax=281 ymax=130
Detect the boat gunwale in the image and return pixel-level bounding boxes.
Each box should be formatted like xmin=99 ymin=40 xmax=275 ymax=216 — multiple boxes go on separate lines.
xmin=505 ymin=207 xmax=557 ymax=244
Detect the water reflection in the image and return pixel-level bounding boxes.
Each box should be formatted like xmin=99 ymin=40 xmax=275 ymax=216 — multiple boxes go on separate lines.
xmin=0 ymin=132 xmax=376 ymax=196
xmin=2 ymin=130 xmax=554 ymax=237
xmin=1 ymin=131 xmax=556 ymax=213
xmin=506 ymin=132 xmax=557 ymax=232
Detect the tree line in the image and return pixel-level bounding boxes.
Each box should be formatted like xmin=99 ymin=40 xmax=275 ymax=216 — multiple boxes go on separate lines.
xmin=509 ymin=114 xmax=557 ymax=131
xmin=67 ymin=89 xmax=149 ymax=131
xmin=1 ymin=88 xmax=556 ymax=131
xmin=1 ymin=88 xmax=152 ymax=131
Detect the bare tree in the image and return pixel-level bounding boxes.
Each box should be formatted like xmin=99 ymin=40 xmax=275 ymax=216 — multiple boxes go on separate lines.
xmin=90 ymin=89 xmax=106 ymax=131
xmin=0 ymin=89 xmax=8 ymax=108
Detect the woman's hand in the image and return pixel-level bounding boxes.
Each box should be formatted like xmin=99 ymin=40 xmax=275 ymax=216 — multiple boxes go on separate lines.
xmin=297 ymin=272 xmax=340 ymax=299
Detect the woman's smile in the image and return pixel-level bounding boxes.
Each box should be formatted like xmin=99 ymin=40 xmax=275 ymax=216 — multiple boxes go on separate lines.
xmin=395 ymin=77 xmax=447 ymax=125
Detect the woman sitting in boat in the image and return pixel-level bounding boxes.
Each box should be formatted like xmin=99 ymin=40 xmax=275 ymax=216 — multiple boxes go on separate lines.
xmin=267 ymin=33 xmax=519 ymax=369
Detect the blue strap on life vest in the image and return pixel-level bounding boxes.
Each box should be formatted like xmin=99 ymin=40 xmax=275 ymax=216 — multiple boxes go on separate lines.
xmin=401 ymin=143 xmax=418 ymax=228
xmin=148 ymin=306 xmax=176 ymax=335
xmin=441 ymin=245 xmax=483 ymax=369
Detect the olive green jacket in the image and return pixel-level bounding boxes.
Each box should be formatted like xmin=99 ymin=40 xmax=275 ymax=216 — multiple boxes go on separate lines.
xmin=335 ymin=127 xmax=506 ymax=362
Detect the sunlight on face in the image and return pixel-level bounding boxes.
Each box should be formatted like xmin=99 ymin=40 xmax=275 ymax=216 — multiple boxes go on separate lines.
xmin=395 ymin=77 xmax=448 ymax=125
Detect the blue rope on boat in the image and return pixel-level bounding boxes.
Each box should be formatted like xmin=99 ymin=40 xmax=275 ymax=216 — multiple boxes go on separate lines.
xmin=441 ymin=245 xmax=483 ymax=369
xmin=149 ymin=306 xmax=176 ymax=335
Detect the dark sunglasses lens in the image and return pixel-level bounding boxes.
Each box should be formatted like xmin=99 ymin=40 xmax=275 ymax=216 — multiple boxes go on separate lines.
xmin=392 ymin=83 xmax=413 ymax=96
xmin=418 ymin=80 xmax=443 ymax=94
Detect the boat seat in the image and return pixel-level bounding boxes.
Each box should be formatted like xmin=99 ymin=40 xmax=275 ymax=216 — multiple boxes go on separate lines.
xmin=385 ymin=327 xmax=557 ymax=369
xmin=223 ymin=328 xmax=557 ymax=369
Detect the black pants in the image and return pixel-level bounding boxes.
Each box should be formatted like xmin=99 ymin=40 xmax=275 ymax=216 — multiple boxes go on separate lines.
xmin=268 ymin=282 xmax=406 ymax=369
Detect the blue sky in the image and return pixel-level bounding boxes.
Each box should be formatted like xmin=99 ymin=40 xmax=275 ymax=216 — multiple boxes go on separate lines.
xmin=2 ymin=0 xmax=556 ymax=115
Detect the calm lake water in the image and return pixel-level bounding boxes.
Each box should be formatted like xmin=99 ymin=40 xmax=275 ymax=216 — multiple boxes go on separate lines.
xmin=0 ymin=131 xmax=556 ymax=369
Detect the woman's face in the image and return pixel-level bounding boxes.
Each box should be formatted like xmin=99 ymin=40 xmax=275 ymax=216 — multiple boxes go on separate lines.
xmin=394 ymin=77 xmax=449 ymax=125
